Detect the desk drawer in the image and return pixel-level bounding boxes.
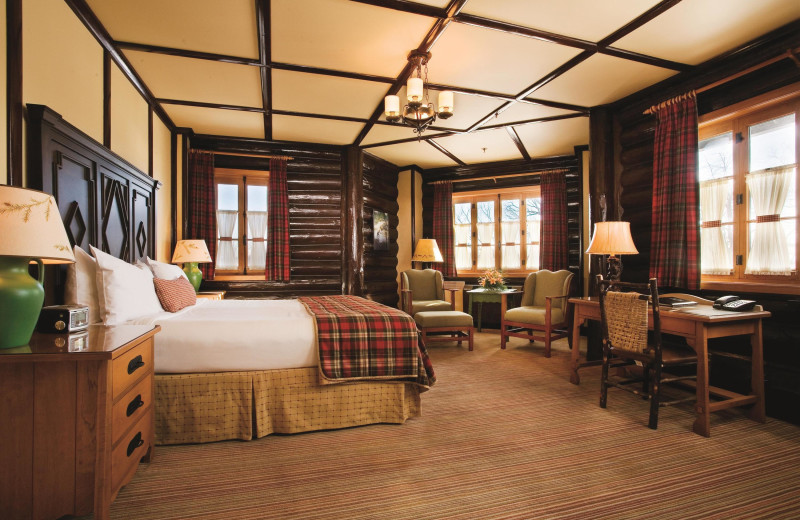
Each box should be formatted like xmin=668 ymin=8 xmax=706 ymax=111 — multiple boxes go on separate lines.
xmin=111 ymin=339 xmax=153 ymax=400
xmin=111 ymin=373 xmax=153 ymax=445
xmin=111 ymin=411 xmax=152 ymax=495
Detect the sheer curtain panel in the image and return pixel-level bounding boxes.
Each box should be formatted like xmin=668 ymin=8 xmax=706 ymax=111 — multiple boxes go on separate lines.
xmin=216 ymin=210 xmax=238 ymax=270
xmin=700 ymin=178 xmax=733 ymax=275
xmin=745 ymin=166 xmax=794 ymax=275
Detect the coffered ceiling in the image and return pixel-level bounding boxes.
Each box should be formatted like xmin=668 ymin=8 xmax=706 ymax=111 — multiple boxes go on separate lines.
xmin=83 ymin=0 xmax=800 ymax=169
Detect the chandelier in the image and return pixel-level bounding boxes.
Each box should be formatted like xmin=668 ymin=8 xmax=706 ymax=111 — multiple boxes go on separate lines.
xmin=384 ymin=51 xmax=454 ymax=135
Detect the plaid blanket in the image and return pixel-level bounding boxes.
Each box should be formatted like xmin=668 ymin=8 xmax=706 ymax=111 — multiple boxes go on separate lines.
xmin=298 ymin=295 xmax=435 ymax=389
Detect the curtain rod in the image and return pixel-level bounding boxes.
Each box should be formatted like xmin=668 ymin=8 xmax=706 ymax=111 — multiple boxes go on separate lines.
xmin=213 ymin=151 xmax=294 ymax=161
xmin=429 ymin=168 xmax=569 ymax=185
xmin=643 ymin=48 xmax=800 ymax=115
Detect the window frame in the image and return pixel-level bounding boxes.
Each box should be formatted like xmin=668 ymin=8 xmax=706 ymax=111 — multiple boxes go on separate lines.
xmin=213 ymin=168 xmax=269 ymax=279
xmin=698 ymin=83 xmax=800 ymax=294
xmin=452 ymin=186 xmax=541 ymax=276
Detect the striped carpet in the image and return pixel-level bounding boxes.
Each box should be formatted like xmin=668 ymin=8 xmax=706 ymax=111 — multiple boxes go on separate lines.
xmin=95 ymin=332 xmax=800 ymax=519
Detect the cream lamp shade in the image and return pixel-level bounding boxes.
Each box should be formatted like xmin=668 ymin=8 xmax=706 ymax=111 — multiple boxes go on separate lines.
xmin=411 ymin=239 xmax=444 ymax=263
xmin=0 ymin=186 xmax=74 ymax=349
xmin=586 ymin=221 xmax=639 ymax=256
xmin=171 ymin=240 xmax=212 ymax=264
xmin=0 ymin=185 xmax=75 ymax=263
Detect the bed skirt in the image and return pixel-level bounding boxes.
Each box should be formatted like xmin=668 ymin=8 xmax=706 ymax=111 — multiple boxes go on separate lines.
xmin=154 ymin=368 xmax=422 ymax=445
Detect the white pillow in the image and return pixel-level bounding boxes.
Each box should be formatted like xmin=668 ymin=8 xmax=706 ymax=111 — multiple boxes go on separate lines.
xmin=64 ymin=246 xmax=101 ymax=324
xmin=90 ymin=246 xmax=164 ymax=326
xmin=144 ymin=256 xmax=187 ymax=281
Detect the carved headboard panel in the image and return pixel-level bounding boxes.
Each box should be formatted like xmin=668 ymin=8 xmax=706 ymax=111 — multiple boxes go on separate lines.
xmin=26 ymin=104 xmax=160 ymax=302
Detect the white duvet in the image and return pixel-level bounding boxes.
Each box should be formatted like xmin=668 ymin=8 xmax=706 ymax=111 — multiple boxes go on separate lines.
xmin=127 ymin=299 xmax=317 ymax=373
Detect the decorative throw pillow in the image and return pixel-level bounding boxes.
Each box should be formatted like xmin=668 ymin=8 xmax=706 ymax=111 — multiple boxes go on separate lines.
xmin=90 ymin=246 xmax=164 ymax=325
xmin=64 ymin=245 xmax=101 ymax=323
xmin=144 ymin=256 xmax=188 ymax=280
xmin=152 ymin=276 xmax=197 ymax=312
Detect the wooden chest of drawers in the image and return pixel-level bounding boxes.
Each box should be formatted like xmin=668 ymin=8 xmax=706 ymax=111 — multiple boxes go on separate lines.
xmin=0 ymin=324 xmax=160 ymax=520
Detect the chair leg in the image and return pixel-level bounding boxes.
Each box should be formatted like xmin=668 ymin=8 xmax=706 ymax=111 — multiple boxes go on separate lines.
xmin=600 ymin=350 xmax=609 ymax=409
xmin=500 ymin=323 xmax=507 ymax=350
xmin=468 ymin=328 xmax=473 ymax=351
xmin=648 ymin=364 xmax=661 ymax=430
xmin=544 ymin=333 xmax=552 ymax=358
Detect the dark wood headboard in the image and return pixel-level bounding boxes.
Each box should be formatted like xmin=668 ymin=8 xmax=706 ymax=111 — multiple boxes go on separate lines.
xmin=25 ymin=104 xmax=160 ymax=302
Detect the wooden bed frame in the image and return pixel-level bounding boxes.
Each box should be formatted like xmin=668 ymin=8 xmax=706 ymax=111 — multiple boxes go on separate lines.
xmin=27 ymin=104 xmax=423 ymax=445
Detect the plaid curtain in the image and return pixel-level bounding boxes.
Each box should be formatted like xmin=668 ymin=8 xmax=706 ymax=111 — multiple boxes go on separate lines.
xmin=432 ymin=181 xmax=456 ymax=277
xmin=539 ymin=171 xmax=568 ymax=271
xmin=266 ymin=157 xmax=290 ymax=281
xmin=650 ymin=93 xmax=700 ymax=289
xmin=187 ymin=150 xmax=216 ymax=279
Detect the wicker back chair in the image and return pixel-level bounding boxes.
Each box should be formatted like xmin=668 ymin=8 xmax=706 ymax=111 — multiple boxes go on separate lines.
xmin=597 ymin=275 xmax=697 ymax=429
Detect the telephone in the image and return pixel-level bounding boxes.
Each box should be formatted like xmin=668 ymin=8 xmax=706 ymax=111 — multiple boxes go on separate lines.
xmin=713 ymin=295 xmax=757 ymax=312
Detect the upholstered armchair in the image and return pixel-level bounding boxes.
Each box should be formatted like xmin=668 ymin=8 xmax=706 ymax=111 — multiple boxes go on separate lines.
xmin=500 ymin=269 xmax=574 ymax=357
xmin=400 ymin=269 xmax=456 ymax=316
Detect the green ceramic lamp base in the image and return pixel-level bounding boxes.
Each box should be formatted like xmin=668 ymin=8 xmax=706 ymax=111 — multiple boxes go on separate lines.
xmin=183 ymin=262 xmax=203 ymax=293
xmin=0 ymin=257 xmax=45 ymax=349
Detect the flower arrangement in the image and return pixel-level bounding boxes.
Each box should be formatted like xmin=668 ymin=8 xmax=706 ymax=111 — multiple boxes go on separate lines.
xmin=478 ymin=268 xmax=507 ymax=291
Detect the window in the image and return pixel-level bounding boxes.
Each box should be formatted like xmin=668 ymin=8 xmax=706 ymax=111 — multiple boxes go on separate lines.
xmin=698 ymin=87 xmax=799 ymax=291
xmin=214 ymin=169 xmax=269 ymax=276
xmin=452 ymin=187 xmax=541 ymax=274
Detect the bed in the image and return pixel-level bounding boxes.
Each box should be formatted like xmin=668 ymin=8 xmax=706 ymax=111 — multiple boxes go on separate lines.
xmin=27 ymin=104 xmax=435 ymax=446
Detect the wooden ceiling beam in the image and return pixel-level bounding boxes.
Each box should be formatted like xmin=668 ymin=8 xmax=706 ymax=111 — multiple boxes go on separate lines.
xmin=63 ymin=0 xmax=177 ymax=131
xmin=506 ymin=126 xmax=531 ymax=162
xmin=348 ymin=0 xmax=447 ymax=19
xmin=115 ymin=41 xmax=260 ymax=65
xmin=427 ymin=139 xmax=466 ymax=166
xmin=455 ymin=13 xmax=595 ymax=51
xmin=157 ymin=98 xmax=265 ymax=112
xmin=256 ymin=0 xmax=271 ymax=140
xmin=597 ymin=0 xmax=685 ymax=48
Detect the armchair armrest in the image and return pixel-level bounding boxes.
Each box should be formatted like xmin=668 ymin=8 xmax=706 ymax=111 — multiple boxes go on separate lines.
xmin=401 ymin=289 xmax=413 ymax=315
xmin=444 ymin=288 xmax=457 ymax=310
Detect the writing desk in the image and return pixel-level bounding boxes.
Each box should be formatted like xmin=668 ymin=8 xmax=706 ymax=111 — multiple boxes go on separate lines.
xmin=568 ymin=296 xmax=770 ymax=437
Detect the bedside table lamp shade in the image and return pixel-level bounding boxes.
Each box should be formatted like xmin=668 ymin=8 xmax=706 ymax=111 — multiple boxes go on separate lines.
xmin=172 ymin=239 xmax=212 ymax=292
xmin=586 ymin=221 xmax=638 ymax=281
xmin=0 ymin=186 xmax=75 ymax=348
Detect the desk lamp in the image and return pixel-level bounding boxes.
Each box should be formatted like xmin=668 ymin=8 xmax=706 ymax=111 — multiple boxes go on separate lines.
xmin=0 ymin=186 xmax=75 ymax=348
xmin=586 ymin=221 xmax=638 ymax=281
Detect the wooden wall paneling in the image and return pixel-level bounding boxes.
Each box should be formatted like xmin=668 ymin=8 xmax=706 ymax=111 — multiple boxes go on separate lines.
xmin=344 ymin=146 xmax=365 ymax=296
xmin=362 ymin=153 xmax=400 ymax=306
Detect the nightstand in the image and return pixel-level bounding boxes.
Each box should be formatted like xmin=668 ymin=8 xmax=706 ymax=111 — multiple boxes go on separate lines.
xmin=0 ymin=324 xmax=160 ymax=520
xmin=197 ymin=290 xmax=226 ymax=300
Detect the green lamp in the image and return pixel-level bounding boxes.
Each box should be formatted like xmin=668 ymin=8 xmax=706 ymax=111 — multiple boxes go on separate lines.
xmin=171 ymin=239 xmax=212 ymax=293
xmin=0 ymin=186 xmax=75 ymax=349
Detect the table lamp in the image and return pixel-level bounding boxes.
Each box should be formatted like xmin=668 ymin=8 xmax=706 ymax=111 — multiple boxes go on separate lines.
xmin=586 ymin=221 xmax=638 ymax=281
xmin=0 ymin=186 xmax=75 ymax=349
xmin=172 ymin=239 xmax=212 ymax=292
xmin=411 ymin=238 xmax=444 ymax=270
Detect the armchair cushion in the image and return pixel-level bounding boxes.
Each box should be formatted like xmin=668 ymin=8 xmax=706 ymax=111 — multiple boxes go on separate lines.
xmin=411 ymin=300 xmax=453 ymax=315
xmin=504 ymin=306 xmax=565 ymax=326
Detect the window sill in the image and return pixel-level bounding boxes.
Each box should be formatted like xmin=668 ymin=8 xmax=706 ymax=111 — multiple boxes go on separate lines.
xmin=213 ymin=274 xmax=265 ymax=281
xmin=700 ymin=280 xmax=800 ymax=296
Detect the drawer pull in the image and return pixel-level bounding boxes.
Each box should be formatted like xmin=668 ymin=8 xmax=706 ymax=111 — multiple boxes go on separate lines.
xmin=127 ymin=432 xmax=144 ymax=457
xmin=126 ymin=395 xmax=144 ymax=417
xmin=127 ymin=355 xmax=145 ymax=375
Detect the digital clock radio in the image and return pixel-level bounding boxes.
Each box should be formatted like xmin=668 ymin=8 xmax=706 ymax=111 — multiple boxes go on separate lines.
xmin=37 ymin=305 xmax=90 ymax=333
